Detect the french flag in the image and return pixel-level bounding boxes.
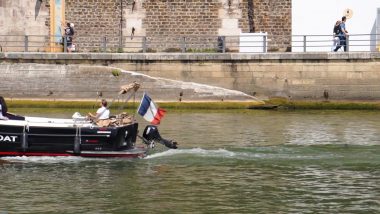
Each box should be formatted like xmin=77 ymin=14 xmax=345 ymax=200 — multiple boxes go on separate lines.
xmin=137 ymin=93 xmax=166 ymax=125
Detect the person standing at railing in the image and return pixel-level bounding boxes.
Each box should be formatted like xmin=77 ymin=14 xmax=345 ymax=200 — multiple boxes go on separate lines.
xmin=67 ymin=23 xmax=75 ymax=52
xmin=334 ymin=16 xmax=348 ymax=52
xmin=61 ymin=22 xmax=75 ymax=52
xmin=332 ymin=20 xmax=341 ymax=51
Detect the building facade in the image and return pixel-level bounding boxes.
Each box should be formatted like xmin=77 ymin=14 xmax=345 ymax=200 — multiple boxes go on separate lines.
xmin=0 ymin=0 xmax=291 ymax=52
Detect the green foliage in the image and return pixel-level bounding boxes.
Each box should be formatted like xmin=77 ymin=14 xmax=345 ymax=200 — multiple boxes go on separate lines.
xmin=89 ymin=48 xmax=101 ymax=53
xmin=158 ymin=102 xmax=260 ymax=110
xmin=111 ymin=69 xmax=121 ymax=77
xmin=163 ymin=48 xmax=182 ymax=53
xmin=186 ymin=48 xmax=218 ymax=53
xmin=139 ymin=48 xmax=157 ymax=53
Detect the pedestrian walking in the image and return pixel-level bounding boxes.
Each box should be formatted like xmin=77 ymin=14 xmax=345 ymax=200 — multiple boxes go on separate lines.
xmin=334 ymin=16 xmax=348 ymax=52
xmin=332 ymin=20 xmax=341 ymax=51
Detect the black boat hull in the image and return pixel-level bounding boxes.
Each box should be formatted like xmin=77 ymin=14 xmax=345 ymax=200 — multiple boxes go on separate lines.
xmin=0 ymin=122 xmax=146 ymax=158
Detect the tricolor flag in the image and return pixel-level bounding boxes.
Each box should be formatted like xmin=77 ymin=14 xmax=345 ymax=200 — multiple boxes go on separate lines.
xmin=137 ymin=93 xmax=166 ymax=125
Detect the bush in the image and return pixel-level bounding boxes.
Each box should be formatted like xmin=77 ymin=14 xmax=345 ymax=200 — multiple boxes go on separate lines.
xmin=111 ymin=69 xmax=121 ymax=77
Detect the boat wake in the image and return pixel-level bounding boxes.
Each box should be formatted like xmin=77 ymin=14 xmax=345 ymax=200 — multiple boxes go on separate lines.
xmin=145 ymin=148 xmax=236 ymax=159
xmin=0 ymin=156 xmax=85 ymax=163
xmin=0 ymin=147 xmax=340 ymax=163
xmin=145 ymin=147 xmax=338 ymax=161
xmin=0 ymin=149 xmax=236 ymax=163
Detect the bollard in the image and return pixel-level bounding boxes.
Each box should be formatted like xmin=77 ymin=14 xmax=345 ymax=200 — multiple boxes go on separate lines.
xmin=142 ymin=36 xmax=147 ymax=53
xmin=63 ymin=36 xmax=67 ymax=52
xmin=24 ymin=35 xmax=28 ymax=52
xmin=181 ymin=37 xmax=186 ymax=53
xmin=221 ymin=36 xmax=226 ymax=53
xmin=102 ymin=36 xmax=107 ymax=52
xmin=263 ymin=35 xmax=267 ymax=53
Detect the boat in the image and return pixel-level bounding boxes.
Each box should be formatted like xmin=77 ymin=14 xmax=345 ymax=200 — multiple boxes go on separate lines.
xmin=0 ymin=84 xmax=177 ymax=158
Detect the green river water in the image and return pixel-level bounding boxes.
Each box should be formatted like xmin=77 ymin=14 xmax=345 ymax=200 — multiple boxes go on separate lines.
xmin=0 ymin=110 xmax=379 ymax=213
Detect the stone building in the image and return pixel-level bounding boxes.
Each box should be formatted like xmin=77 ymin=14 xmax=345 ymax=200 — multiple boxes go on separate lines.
xmin=0 ymin=0 xmax=291 ymax=52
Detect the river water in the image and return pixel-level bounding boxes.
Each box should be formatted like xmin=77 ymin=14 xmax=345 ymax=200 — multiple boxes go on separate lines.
xmin=0 ymin=110 xmax=379 ymax=213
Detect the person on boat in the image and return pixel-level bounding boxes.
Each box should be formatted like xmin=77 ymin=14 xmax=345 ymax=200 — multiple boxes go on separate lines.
xmin=0 ymin=103 xmax=8 ymax=120
xmin=0 ymin=96 xmax=24 ymax=120
xmin=87 ymin=99 xmax=110 ymax=120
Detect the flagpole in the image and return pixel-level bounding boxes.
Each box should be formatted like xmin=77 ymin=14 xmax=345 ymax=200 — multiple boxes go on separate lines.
xmin=136 ymin=92 xmax=145 ymax=114
xmin=133 ymin=90 xmax=136 ymax=120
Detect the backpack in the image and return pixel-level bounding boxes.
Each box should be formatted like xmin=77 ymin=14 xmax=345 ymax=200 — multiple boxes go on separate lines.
xmin=333 ymin=24 xmax=341 ymax=35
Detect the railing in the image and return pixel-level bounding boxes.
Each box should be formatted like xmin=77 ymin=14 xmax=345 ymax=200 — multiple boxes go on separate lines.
xmin=0 ymin=34 xmax=379 ymax=53
xmin=292 ymin=34 xmax=379 ymax=52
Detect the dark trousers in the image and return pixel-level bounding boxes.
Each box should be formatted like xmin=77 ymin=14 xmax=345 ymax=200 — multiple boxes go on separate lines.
xmin=334 ymin=36 xmax=347 ymax=52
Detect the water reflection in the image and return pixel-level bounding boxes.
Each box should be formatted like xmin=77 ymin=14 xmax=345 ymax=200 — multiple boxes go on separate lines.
xmin=285 ymin=112 xmax=380 ymax=145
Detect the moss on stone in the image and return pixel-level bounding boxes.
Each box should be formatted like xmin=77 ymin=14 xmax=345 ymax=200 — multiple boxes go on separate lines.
xmin=266 ymin=98 xmax=380 ymax=110
xmin=6 ymin=100 xmax=262 ymax=110
xmin=6 ymin=99 xmax=380 ymax=111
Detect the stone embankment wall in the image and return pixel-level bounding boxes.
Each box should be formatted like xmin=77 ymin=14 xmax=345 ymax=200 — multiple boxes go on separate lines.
xmin=1 ymin=53 xmax=380 ymax=101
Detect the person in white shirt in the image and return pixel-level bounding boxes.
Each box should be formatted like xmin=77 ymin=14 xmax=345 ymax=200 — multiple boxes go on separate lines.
xmin=88 ymin=99 xmax=110 ymax=120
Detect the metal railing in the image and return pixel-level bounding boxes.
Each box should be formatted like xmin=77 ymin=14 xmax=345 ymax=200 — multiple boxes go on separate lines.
xmin=0 ymin=34 xmax=379 ymax=53
xmin=292 ymin=34 xmax=379 ymax=52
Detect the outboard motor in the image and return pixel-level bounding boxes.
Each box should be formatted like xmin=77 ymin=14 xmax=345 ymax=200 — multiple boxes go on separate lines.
xmin=142 ymin=125 xmax=178 ymax=149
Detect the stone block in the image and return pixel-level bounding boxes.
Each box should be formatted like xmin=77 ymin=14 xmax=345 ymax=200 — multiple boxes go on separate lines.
xmin=354 ymin=64 xmax=376 ymax=72
xmin=218 ymin=28 xmax=241 ymax=36
xmin=209 ymin=71 xmax=225 ymax=78
xmin=326 ymin=64 xmax=355 ymax=73
xmin=347 ymin=71 xmax=363 ymax=79
xmin=231 ymin=54 xmax=260 ymax=60
xmin=362 ymin=71 xmax=380 ymax=79
xmin=290 ymin=79 xmax=316 ymax=85
xmin=221 ymin=18 xmax=239 ymax=29
xmin=126 ymin=18 xmax=143 ymax=30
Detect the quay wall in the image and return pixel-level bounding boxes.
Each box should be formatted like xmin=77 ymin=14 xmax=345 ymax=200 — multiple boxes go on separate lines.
xmin=1 ymin=52 xmax=380 ymax=101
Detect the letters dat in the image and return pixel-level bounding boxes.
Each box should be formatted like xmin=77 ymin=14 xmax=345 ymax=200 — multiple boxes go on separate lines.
xmin=0 ymin=135 xmax=17 ymax=142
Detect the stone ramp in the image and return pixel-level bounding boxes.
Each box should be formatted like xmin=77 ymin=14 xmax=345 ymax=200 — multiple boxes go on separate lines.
xmin=119 ymin=67 xmax=258 ymax=102
xmin=0 ymin=63 xmax=258 ymax=102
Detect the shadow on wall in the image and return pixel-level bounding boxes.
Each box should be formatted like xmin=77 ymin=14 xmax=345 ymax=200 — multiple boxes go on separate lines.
xmin=370 ymin=21 xmax=376 ymax=51
xmin=35 ymin=0 xmax=42 ymax=20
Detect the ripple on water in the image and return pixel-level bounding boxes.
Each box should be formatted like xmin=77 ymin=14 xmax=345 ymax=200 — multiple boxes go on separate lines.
xmin=0 ymin=110 xmax=380 ymax=213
